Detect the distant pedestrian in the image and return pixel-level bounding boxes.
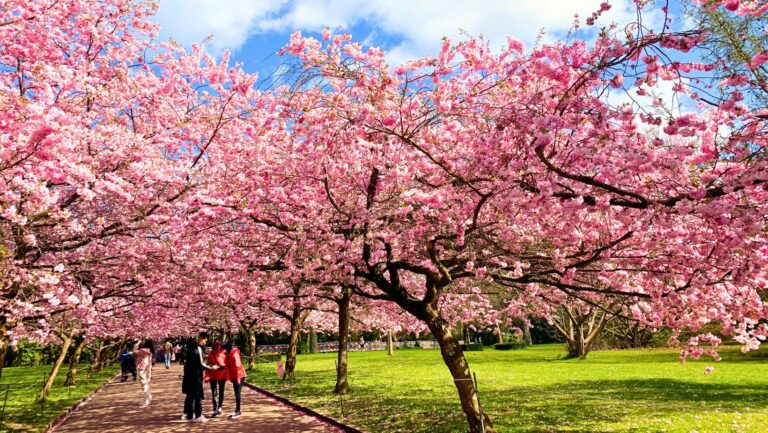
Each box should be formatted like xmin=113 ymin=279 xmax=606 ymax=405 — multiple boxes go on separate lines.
xmin=119 ymin=342 xmax=136 ymax=382
xmin=133 ymin=339 xmax=154 ymax=407
xmin=175 ymin=343 xmax=185 ymax=365
xmin=164 ymin=341 xmax=173 ymax=369
xmin=222 ymin=341 xmax=246 ymax=420
xmin=182 ymin=332 xmax=219 ymax=423
xmin=205 ymin=341 xmax=227 ymax=417
xmin=359 ymin=336 xmax=365 ymax=350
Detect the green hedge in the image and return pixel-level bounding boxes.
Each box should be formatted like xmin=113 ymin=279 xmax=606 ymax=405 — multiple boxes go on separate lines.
xmin=494 ymin=342 xmax=527 ymax=350
xmin=460 ymin=343 xmax=484 ymax=351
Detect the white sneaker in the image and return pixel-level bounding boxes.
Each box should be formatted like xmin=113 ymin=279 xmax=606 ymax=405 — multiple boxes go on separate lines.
xmin=181 ymin=413 xmax=187 ymax=420
xmin=228 ymin=412 xmax=241 ymax=419
xmin=192 ymin=416 xmax=209 ymax=423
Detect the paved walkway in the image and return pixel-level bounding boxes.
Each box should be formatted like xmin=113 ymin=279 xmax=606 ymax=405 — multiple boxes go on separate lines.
xmin=52 ymin=364 xmax=340 ymax=433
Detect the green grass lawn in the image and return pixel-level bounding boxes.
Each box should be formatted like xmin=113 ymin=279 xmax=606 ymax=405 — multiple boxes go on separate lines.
xmin=247 ymin=344 xmax=768 ymax=433
xmin=0 ymin=364 xmax=117 ymax=433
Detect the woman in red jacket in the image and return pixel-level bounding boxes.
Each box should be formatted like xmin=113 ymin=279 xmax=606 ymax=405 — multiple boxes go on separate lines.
xmin=222 ymin=341 xmax=246 ymax=419
xmin=204 ymin=341 xmax=228 ymax=417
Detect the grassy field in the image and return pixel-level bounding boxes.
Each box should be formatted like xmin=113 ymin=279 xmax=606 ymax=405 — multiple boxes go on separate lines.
xmin=0 ymin=364 xmax=117 ymax=432
xmin=247 ymin=344 xmax=768 ymax=433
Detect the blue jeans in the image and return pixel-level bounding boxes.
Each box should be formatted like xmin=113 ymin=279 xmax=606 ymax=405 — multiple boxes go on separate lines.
xmin=164 ymin=352 xmax=171 ymax=368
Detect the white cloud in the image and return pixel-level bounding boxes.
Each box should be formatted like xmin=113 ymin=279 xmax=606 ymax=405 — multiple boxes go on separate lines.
xmin=153 ymin=0 xmax=288 ymax=52
xmin=154 ymin=0 xmax=665 ymax=62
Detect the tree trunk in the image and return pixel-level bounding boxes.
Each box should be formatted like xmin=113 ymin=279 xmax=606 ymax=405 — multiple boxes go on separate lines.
xmin=105 ymin=339 xmax=122 ymax=369
xmin=522 ymin=322 xmax=533 ymax=346
xmin=334 ymin=288 xmax=351 ymax=394
xmin=0 ymin=321 xmax=16 ymax=380
xmin=424 ymin=307 xmax=493 ymax=433
xmin=37 ymin=331 xmax=73 ymax=401
xmin=309 ymin=327 xmax=318 ymax=354
xmin=65 ymin=337 xmax=86 ymax=386
xmin=496 ymin=323 xmax=504 ymax=344
xmin=96 ymin=340 xmax=111 ymax=372
xmin=88 ymin=339 xmax=103 ymax=379
xmin=283 ymin=317 xmax=302 ymax=379
xmin=0 ymin=336 xmax=8 ymax=381
xmin=566 ymin=338 xmax=586 ymax=358
xmin=387 ymin=330 xmax=394 ymax=356
xmin=565 ymin=319 xmax=587 ymax=358
xmin=246 ymin=323 xmax=256 ymax=370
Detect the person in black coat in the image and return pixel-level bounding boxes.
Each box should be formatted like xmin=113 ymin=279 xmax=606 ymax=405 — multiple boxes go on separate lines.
xmin=182 ymin=332 xmax=219 ymax=422
xmin=119 ymin=342 xmax=137 ymax=382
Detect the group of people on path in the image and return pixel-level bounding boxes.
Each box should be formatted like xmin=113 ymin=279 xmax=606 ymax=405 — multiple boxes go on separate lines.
xmin=119 ymin=331 xmax=247 ymax=422
xmin=183 ymin=332 xmax=247 ymax=422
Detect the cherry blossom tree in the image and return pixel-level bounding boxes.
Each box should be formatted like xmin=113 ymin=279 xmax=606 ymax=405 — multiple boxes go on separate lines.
xmin=269 ymin=3 xmax=768 ymax=429
xmin=3 ymin=1 xmax=768 ymax=432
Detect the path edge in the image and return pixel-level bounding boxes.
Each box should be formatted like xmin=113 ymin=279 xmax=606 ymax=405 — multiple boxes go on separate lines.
xmin=46 ymin=372 xmax=120 ymax=433
xmin=243 ymin=381 xmax=365 ymax=433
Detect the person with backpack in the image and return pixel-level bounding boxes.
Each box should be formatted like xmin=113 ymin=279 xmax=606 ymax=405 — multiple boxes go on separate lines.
xmin=119 ymin=342 xmax=137 ymax=382
xmin=205 ymin=340 xmax=228 ymax=417
xmin=182 ymin=332 xmax=220 ymax=423
xmin=222 ymin=341 xmax=246 ymax=420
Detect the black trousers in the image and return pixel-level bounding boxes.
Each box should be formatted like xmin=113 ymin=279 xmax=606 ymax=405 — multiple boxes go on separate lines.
xmin=210 ymin=379 xmax=225 ymax=412
xmin=231 ymin=379 xmax=243 ymax=413
xmin=184 ymin=390 xmax=202 ymax=420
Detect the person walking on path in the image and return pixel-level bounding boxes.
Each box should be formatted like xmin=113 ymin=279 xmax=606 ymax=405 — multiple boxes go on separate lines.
xmin=133 ymin=339 xmax=154 ymax=407
xmin=120 ymin=342 xmax=137 ymax=382
xmin=164 ymin=341 xmax=173 ymax=369
xmin=174 ymin=343 xmax=184 ymax=365
xmin=222 ymin=341 xmax=246 ymax=420
xmin=182 ymin=332 xmax=220 ymax=423
xmin=205 ymin=340 xmax=228 ymax=417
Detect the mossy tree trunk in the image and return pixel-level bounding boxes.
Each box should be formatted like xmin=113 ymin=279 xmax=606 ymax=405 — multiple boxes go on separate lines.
xmin=88 ymin=339 xmax=103 ymax=379
xmin=65 ymin=336 xmax=87 ymax=386
xmin=37 ymin=330 xmax=73 ymax=401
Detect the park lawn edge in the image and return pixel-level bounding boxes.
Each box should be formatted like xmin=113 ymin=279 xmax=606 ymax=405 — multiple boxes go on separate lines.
xmin=46 ymin=372 xmax=121 ymax=433
xmin=243 ymin=380 xmax=366 ymax=433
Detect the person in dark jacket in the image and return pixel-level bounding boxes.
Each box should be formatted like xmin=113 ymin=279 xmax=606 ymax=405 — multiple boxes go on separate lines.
xmin=119 ymin=342 xmax=137 ymax=382
xmin=182 ymin=332 xmax=219 ymax=423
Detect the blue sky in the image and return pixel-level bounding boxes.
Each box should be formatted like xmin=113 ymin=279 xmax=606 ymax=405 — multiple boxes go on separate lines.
xmin=151 ymin=0 xmax=684 ymax=80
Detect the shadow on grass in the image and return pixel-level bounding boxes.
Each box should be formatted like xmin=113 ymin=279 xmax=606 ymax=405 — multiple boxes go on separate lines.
xmin=246 ymin=346 xmax=768 ymax=433
xmin=0 ymin=365 xmax=117 ymax=433
xmin=482 ymin=378 xmax=768 ymax=433
xmin=250 ymin=367 xmax=468 ymax=433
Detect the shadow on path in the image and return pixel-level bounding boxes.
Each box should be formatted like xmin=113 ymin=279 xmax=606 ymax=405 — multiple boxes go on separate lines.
xmin=51 ymin=364 xmax=339 ymax=433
